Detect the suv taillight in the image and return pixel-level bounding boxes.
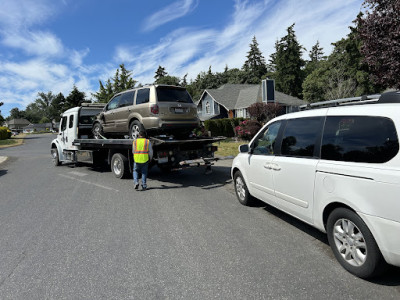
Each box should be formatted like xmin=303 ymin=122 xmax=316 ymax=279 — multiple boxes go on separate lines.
xmin=151 ymin=104 xmax=159 ymax=115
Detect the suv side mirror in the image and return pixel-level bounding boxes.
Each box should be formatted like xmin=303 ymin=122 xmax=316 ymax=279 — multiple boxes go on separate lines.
xmin=239 ymin=144 xmax=250 ymax=153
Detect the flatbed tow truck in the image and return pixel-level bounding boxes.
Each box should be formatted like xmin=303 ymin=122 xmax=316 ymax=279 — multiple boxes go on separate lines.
xmin=50 ymin=104 xmax=225 ymax=178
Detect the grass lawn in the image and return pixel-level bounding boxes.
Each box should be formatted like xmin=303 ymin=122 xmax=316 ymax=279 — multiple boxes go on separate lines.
xmin=214 ymin=139 xmax=248 ymax=157
xmin=0 ymin=134 xmax=26 ymax=148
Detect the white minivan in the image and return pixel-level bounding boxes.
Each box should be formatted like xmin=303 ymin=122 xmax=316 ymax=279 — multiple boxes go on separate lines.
xmin=231 ymin=91 xmax=400 ymax=278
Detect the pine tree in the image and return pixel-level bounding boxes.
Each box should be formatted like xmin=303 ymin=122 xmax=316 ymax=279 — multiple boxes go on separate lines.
xmin=64 ymin=85 xmax=86 ymax=110
xmin=154 ymin=65 xmax=167 ymax=82
xmin=93 ymin=64 xmax=137 ymax=103
xmin=272 ymin=24 xmax=305 ymax=98
xmin=242 ymin=36 xmax=268 ymax=83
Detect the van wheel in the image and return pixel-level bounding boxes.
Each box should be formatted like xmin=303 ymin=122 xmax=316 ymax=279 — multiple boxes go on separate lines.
xmin=233 ymin=171 xmax=253 ymax=206
xmin=92 ymin=122 xmax=104 ymax=139
xmin=129 ymin=121 xmax=146 ymax=139
xmin=111 ymin=153 xmax=128 ymax=179
xmin=327 ymin=208 xmax=386 ymax=278
xmin=52 ymin=148 xmax=61 ymax=166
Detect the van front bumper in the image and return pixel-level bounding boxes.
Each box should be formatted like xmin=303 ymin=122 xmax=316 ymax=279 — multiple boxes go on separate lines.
xmin=360 ymin=212 xmax=400 ymax=267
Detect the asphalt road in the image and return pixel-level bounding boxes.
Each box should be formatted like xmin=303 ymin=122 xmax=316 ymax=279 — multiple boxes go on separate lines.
xmin=0 ymin=134 xmax=399 ymax=299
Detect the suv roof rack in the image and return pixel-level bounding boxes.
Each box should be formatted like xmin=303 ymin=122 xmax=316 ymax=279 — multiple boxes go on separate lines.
xmin=299 ymin=91 xmax=400 ymax=111
xmin=81 ymin=103 xmax=106 ymax=108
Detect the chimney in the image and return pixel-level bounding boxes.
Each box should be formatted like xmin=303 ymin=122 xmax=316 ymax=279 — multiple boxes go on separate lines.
xmin=262 ymin=79 xmax=275 ymax=103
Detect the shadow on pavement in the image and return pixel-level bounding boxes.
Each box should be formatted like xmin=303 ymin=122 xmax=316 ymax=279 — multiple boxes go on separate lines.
xmin=0 ymin=169 xmax=7 ymax=177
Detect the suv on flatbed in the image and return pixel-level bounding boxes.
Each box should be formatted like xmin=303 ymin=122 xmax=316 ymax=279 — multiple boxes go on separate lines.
xmin=92 ymin=84 xmax=200 ymax=139
xmin=231 ymin=91 xmax=400 ymax=278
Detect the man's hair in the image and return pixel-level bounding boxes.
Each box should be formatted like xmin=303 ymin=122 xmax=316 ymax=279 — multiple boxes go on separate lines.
xmin=139 ymin=130 xmax=146 ymax=137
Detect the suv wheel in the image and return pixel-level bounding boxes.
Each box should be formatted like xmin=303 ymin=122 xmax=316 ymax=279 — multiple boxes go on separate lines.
xmin=129 ymin=120 xmax=145 ymax=140
xmin=233 ymin=171 xmax=253 ymax=206
xmin=327 ymin=208 xmax=386 ymax=278
xmin=92 ymin=122 xmax=104 ymax=139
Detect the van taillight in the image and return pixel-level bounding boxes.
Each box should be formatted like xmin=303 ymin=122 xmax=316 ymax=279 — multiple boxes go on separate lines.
xmin=151 ymin=104 xmax=159 ymax=114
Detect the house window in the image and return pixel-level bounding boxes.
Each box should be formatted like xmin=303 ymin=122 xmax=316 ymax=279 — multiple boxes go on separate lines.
xmin=205 ymin=102 xmax=211 ymax=114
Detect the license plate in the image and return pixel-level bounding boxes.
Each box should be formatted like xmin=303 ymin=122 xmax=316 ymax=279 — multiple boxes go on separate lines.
xmin=174 ymin=108 xmax=184 ymax=113
xmin=158 ymin=157 xmax=168 ymax=163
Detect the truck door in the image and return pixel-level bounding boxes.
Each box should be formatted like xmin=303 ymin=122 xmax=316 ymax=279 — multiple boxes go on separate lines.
xmin=59 ymin=114 xmax=76 ymax=150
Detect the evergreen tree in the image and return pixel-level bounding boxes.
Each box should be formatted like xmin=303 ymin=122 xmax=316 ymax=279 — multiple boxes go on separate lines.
xmin=9 ymin=108 xmax=26 ymax=120
xmin=272 ymin=24 xmax=305 ymax=98
xmin=49 ymin=93 xmax=65 ymax=121
xmin=304 ymin=41 xmax=326 ymax=77
xmin=154 ymin=65 xmax=167 ymax=82
xmin=93 ymin=64 xmax=137 ymax=103
xmin=242 ymin=36 xmax=268 ymax=83
xmin=156 ymin=75 xmax=180 ymax=86
xmin=64 ymin=85 xmax=86 ymax=110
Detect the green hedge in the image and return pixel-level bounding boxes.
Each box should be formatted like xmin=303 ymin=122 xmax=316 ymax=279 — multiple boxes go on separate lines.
xmin=204 ymin=118 xmax=245 ymax=137
xmin=0 ymin=127 xmax=11 ymax=140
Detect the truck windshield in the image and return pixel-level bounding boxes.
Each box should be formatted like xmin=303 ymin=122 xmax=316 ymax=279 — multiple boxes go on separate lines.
xmin=156 ymin=87 xmax=193 ymax=103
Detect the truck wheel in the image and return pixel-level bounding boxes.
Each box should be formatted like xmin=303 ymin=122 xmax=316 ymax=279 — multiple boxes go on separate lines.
xmin=233 ymin=171 xmax=253 ymax=206
xmin=327 ymin=208 xmax=386 ymax=278
xmin=52 ymin=147 xmax=61 ymax=166
xmin=129 ymin=121 xmax=145 ymax=140
xmin=111 ymin=153 xmax=129 ymax=179
xmin=92 ymin=122 xmax=104 ymax=139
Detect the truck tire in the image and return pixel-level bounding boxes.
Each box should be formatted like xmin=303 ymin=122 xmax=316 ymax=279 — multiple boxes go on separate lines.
xmin=129 ymin=120 xmax=145 ymax=140
xmin=52 ymin=147 xmax=61 ymax=166
xmin=111 ymin=153 xmax=129 ymax=179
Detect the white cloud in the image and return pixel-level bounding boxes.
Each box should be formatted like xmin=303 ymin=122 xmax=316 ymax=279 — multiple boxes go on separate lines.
xmin=70 ymin=48 xmax=90 ymax=67
xmin=2 ymin=30 xmax=64 ymax=57
xmin=142 ymin=0 xmax=199 ymax=32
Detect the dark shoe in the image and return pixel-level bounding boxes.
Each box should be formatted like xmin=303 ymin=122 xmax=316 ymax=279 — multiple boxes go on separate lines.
xmin=142 ymin=186 xmax=147 ymax=191
xmin=134 ymin=183 xmax=139 ymax=190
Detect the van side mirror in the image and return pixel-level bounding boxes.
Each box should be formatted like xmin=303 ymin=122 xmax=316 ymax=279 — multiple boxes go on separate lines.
xmin=239 ymin=144 xmax=250 ymax=153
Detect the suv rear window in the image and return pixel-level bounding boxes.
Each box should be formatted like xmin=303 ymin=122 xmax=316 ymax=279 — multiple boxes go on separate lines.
xmin=156 ymin=87 xmax=193 ymax=103
xmin=321 ymin=116 xmax=399 ymax=163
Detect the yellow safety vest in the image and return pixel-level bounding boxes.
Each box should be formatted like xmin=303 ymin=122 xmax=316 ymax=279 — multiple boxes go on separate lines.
xmin=133 ymin=138 xmax=150 ymax=163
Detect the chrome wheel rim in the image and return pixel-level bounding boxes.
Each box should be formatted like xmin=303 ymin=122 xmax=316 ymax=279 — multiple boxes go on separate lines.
xmin=113 ymin=159 xmax=122 ymax=176
xmin=333 ymin=218 xmax=367 ymax=267
xmin=235 ymin=176 xmax=246 ymax=201
xmin=131 ymin=125 xmax=140 ymax=139
xmin=93 ymin=125 xmax=100 ymax=139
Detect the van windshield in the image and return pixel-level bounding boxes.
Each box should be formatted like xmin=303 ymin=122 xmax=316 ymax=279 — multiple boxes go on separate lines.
xmin=156 ymin=86 xmax=193 ymax=103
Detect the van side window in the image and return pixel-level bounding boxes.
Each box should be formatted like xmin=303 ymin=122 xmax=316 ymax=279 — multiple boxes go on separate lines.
xmin=136 ymin=88 xmax=150 ymax=105
xmin=119 ymin=91 xmax=135 ymax=108
xmin=321 ymin=116 xmax=399 ymax=163
xmin=281 ymin=117 xmax=322 ymax=157
xmin=61 ymin=116 xmax=67 ymax=131
xmin=252 ymin=121 xmax=281 ymax=155
xmin=69 ymin=115 xmax=74 ymax=128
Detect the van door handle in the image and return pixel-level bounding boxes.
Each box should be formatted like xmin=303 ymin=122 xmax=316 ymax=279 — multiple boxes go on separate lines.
xmin=264 ymin=163 xmax=272 ymax=170
xmin=271 ymin=164 xmax=281 ymax=171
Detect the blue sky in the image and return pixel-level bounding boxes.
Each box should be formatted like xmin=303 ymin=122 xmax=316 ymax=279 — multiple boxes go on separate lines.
xmin=0 ymin=0 xmax=363 ymax=118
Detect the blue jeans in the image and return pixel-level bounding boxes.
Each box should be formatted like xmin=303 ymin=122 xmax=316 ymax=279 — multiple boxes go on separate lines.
xmin=133 ymin=162 xmax=148 ymax=188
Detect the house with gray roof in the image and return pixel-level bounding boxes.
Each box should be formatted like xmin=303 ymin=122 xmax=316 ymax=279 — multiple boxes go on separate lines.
xmin=196 ymin=80 xmax=306 ymax=121
xmin=4 ymin=119 xmax=30 ymax=132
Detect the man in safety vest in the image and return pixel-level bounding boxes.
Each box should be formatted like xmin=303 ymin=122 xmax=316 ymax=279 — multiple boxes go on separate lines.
xmin=132 ymin=130 xmax=153 ymax=191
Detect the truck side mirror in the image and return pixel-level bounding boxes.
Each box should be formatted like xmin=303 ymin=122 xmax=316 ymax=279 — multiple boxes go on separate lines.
xmin=239 ymin=144 xmax=250 ymax=153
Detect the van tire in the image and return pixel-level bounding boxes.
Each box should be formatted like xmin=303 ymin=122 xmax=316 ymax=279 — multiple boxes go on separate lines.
xmin=129 ymin=121 xmax=145 ymax=140
xmin=327 ymin=208 xmax=387 ymax=278
xmin=111 ymin=153 xmax=129 ymax=179
xmin=233 ymin=171 xmax=253 ymax=206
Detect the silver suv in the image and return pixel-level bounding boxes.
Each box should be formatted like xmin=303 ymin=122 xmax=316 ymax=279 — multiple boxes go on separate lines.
xmin=92 ymin=85 xmax=200 ymax=139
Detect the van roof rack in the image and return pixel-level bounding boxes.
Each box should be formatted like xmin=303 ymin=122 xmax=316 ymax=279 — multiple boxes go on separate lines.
xmin=299 ymin=94 xmax=381 ymax=110
xmin=299 ymin=91 xmax=400 ymax=111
